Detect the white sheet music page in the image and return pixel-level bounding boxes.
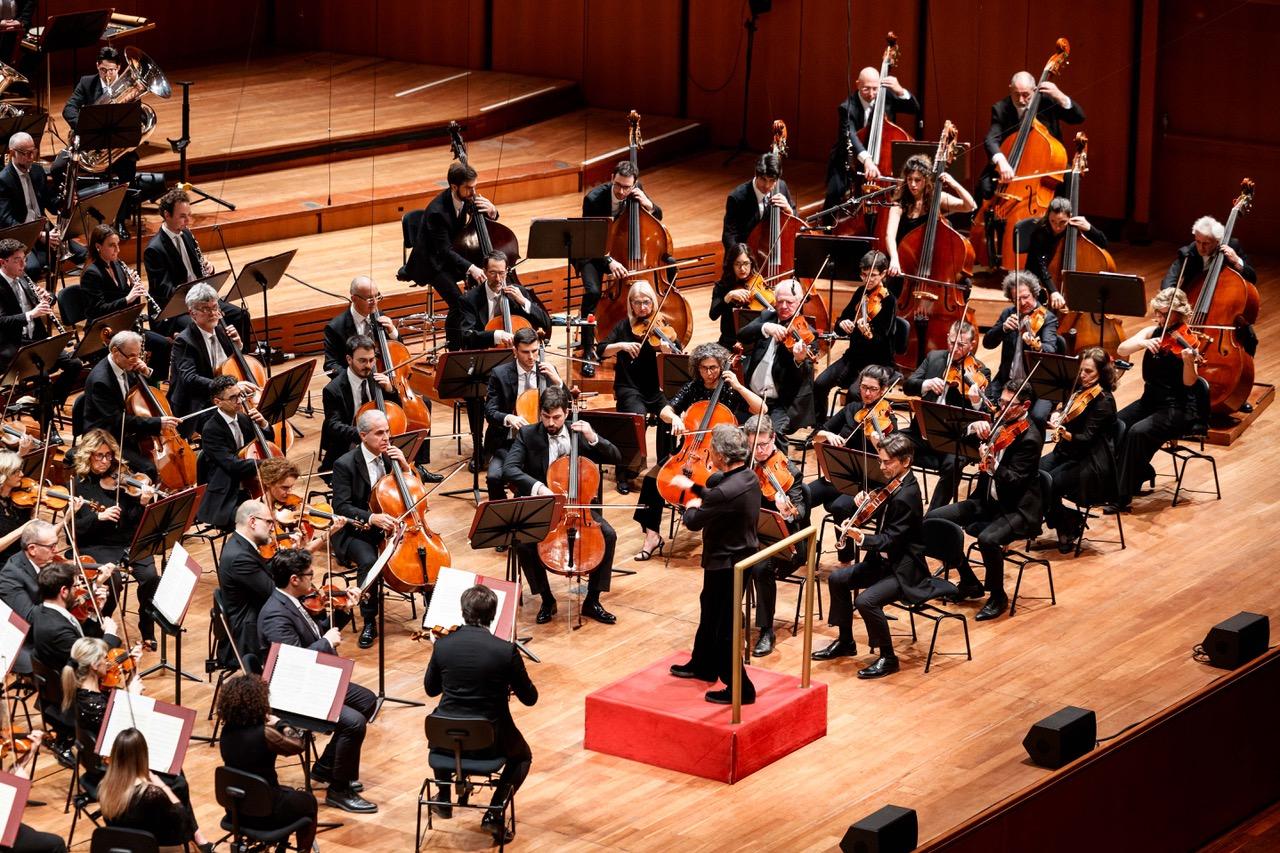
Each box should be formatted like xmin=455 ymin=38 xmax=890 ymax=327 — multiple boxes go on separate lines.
xmin=0 ymin=769 xmax=27 ymax=847
xmin=0 ymin=601 xmax=27 ymax=681
xmin=97 ymin=691 xmax=191 ymax=773
xmin=268 ymin=644 xmax=343 ymax=719
xmin=422 ymin=567 xmax=475 ymax=632
xmin=152 ymin=542 xmax=201 ymax=626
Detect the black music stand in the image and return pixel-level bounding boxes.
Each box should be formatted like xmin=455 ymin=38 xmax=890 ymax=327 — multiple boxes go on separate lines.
xmin=67 ymin=184 xmax=127 ymax=241
xmin=1024 ymin=351 xmax=1080 ymax=407
xmin=756 ymin=508 xmax=794 ymax=558
xmin=818 ymin=442 xmax=885 ymax=495
xmin=578 ymin=409 xmax=647 ymax=477
xmin=28 ymin=9 xmax=113 ymax=115
xmin=224 ymin=251 xmax=298 ymax=372
xmin=390 ymin=429 xmax=429 ymax=463
xmin=796 ymin=233 xmax=873 ymax=363
xmin=255 ymin=359 xmax=315 ymax=427
xmin=76 ymin=102 xmax=143 ymax=180
xmin=526 ymin=218 xmax=609 ymax=373
xmin=2 ymin=332 xmax=74 ymax=427
xmin=74 ymin=305 xmax=145 ymax=361
xmin=1061 ymin=271 xmax=1147 ymax=349
xmin=0 ymin=113 xmax=48 ymax=155
xmin=0 ymin=222 xmax=45 ymax=255
xmin=156 ymin=272 xmax=231 ymax=325
xmin=433 ymin=348 xmax=512 ymax=503
xmin=911 ymin=400 xmax=986 ymax=506
xmin=659 ymin=351 xmax=693 ymax=399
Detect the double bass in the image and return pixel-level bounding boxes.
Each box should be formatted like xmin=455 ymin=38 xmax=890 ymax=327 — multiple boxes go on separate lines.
xmin=537 ymin=389 xmax=605 ymax=576
xmin=371 ymin=454 xmax=450 ymax=592
xmin=446 ymin=121 xmax=522 ymax=280
xmin=970 ymin=38 xmax=1071 ymax=270
xmin=1185 ymin=179 xmax=1259 ymax=414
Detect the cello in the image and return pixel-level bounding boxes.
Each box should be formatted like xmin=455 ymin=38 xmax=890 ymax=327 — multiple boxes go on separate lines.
xmin=656 ymin=353 xmax=741 ymax=506
xmin=1185 ymin=179 xmax=1259 ymax=414
xmin=370 ymin=452 xmax=450 ymax=592
xmin=124 ymin=374 xmax=197 ymax=493
xmin=216 ymin=325 xmax=291 ymax=459
xmin=446 ymin=121 xmax=522 ymax=281
xmin=970 ymin=38 xmax=1071 ymax=270
xmin=537 ymin=389 xmax=605 ymax=576
xmin=1051 ymin=134 xmax=1123 ymax=355
xmin=894 ymin=121 xmax=976 ymax=367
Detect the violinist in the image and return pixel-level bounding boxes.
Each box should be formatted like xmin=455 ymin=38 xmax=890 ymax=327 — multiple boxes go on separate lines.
xmin=0 ymin=239 xmax=80 ymax=408
xmin=1040 ymin=348 xmax=1118 ymax=551
xmin=0 ymin=450 xmax=32 ymax=566
xmin=502 ymin=386 xmax=621 ymax=626
xmin=742 ymin=414 xmax=808 ymax=659
xmin=1113 ymin=288 xmax=1202 ymax=511
xmin=319 ymin=333 xmax=400 ymax=471
xmin=258 ymin=548 xmax=378 ymax=814
xmin=1161 ymin=216 xmax=1258 ymax=357
xmin=169 ymin=282 xmax=253 ymax=422
xmin=885 ymin=154 xmax=976 ymax=279
xmin=0 ymin=521 xmax=69 ymax=673
xmin=81 ymin=330 xmax=182 ymax=478
xmin=322 ymin=275 xmax=400 ymax=377
xmin=80 ymin=224 xmax=173 ymax=379
xmin=577 ymin=160 xmax=665 ymax=374
xmin=736 ymin=279 xmax=817 ymax=436
xmin=633 ymin=343 xmax=763 ymax=561
xmin=823 ymin=65 xmax=920 ymax=216
xmin=983 ymin=271 xmax=1058 ymax=424
xmin=721 ymin=152 xmax=797 ymax=251
xmin=59 ymin=638 xmax=151 ymax=791
xmin=814 ymin=250 xmax=898 ymax=417
xmin=0 ymin=728 xmax=68 ymax=853
xmin=1025 ymin=197 xmax=1107 ymax=310
xmin=31 ymin=561 xmax=119 ymax=674
xmin=709 ymin=244 xmax=755 ymax=348
xmin=977 ymin=71 xmax=1085 ymax=202
xmin=258 ymin=457 xmax=347 ymax=558
xmin=484 ymin=327 xmax=562 ymax=502
xmin=812 ymin=433 xmax=940 ymax=679
xmin=194 ymin=375 xmax=269 ymax=531
xmin=926 ymin=384 xmax=1044 ymax=621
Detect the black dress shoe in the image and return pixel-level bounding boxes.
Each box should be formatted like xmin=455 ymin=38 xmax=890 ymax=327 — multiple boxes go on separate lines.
xmin=705 ymin=687 xmax=755 ymax=705
xmin=581 ymin=362 xmax=596 ymax=378
xmin=811 ymin=639 xmax=858 ymax=661
xmin=975 ymin=597 xmax=1008 ymax=621
xmin=857 ymin=656 xmax=900 ymax=679
xmin=669 ymin=661 xmax=709 ymax=680
xmin=358 ymin=623 xmax=377 ymax=648
xmin=616 ymin=478 xmax=631 ymax=495
xmin=429 ymin=802 xmax=452 ymax=819
xmin=752 ymin=630 xmax=775 ymax=657
xmin=416 ymin=464 xmax=445 ymax=484
xmin=582 ymin=601 xmax=616 ymax=624
xmin=956 ymin=582 xmax=986 ymax=600
xmin=310 ymin=764 xmax=363 ymax=792
xmin=482 ymin=812 xmax=514 ymax=844
xmin=536 ymin=599 xmax=558 ymax=624
xmin=325 ymin=788 xmax=378 ymax=813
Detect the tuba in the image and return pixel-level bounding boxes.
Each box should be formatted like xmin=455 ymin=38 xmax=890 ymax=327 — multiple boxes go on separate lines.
xmin=78 ymin=46 xmax=171 ymax=173
xmin=0 ymin=60 xmax=27 ymax=118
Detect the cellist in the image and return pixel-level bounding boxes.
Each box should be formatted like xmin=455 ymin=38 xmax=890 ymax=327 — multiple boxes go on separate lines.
xmin=81 ymin=330 xmax=182 ymax=478
xmin=322 ymin=276 xmax=401 ymax=378
xmin=502 ymin=386 xmax=620 ymax=627
xmin=194 ymin=375 xmax=270 ymax=531
xmin=169 ymin=282 xmax=254 ymax=425
xmin=822 ymin=65 xmax=920 ymax=218
xmin=976 ymin=71 xmax=1085 ymax=203
xmin=483 ymin=327 xmax=563 ymax=503
xmin=721 ymin=152 xmax=797 ymax=251
xmin=1161 ymin=215 xmax=1258 ymax=357
xmin=1024 ymin=197 xmax=1108 ymax=310
xmin=319 ymin=334 xmax=400 ymax=472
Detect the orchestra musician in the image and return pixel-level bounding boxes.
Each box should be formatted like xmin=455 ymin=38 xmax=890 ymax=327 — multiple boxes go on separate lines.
xmin=1040 ymin=348 xmax=1118 ymax=551
xmin=0 ymin=132 xmax=73 ymax=277
xmin=319 ymin=333 xmax=400 ymax=472
xmin=0 ymin=729 xmax=68 ymax=853
xmin=194 ymin=375 xmax=269 ymax=531
xmin=424 ymin=584 xmax=535 ymax=845
xmin=709 ymin=243 xmax=755 ymax=348
xmin=258 ymin=548 xmax=378 ymax=814
xmin=97 ymin=729 xmax=215 ymax=851
xmin=0 ymin=239 xmax=80 ymax=407
xmin=80 ymin=224 xmax=173 ymax=380
xmin=736 ymin=278 xmax=817 ymax=437
xmin=1160 ymin=215 xmax=1258 ymax=357
xmin=1113 ymin=289 xmax=1202 ymax=512
xmin=632 ymin=342 xmax=763 ymax=562
xmin=31 ymin=562 xmax=119 ymax=674
xmin=666 ymin=424 xmax=758 ymax=705
xmin=721 ymin=152 xmax=797 ymax=251
xmin=0 ymin=450 xmax=32 ymax=566
xmin=823 ymin=65 xmax=920 ymax=216
xmin=169 ymin=282 xmax=253 ymax=423
xmin=576 ymin=160 xmax=665 ymax=376
xmin=813 ymin=250 xmax=898 ymax=418
xmin=926 ymin=383 xmax=1044 ymax=621
xmin=0 ymin=520 xmax=77 ymax=674
xmin=322 ymin=275 xmax=400 ymax=378
xmin=742 ymin=414 xmax=808 ymax=658
xmin=885 ymin=153 xmax=977 ymax=278
xmin=977 ymin=70 xmax=1085 ymax=203
xmin=63 ymin=47 xmax=138 ymax=232
xmin=1024 ymin=197 xmax=1107 ymax=310
xmin=484 ymin=326 xmax=562 ymax=503
xmin=983 ymin=270 xmax=1058 ymax=424
xmin=502 ymin=386 xmax=620 ymax=626
xmin=80 ymin=330 xmax=181 ymax=477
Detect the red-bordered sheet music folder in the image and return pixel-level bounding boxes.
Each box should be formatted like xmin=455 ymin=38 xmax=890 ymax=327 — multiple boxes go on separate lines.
xmin=262 ymin=642 xmax=355 ymax=723
xmin=0 ymin=769 xmax=30 ymax=846
xmin=422 ymin=567 xmax=518 ymax=642
xmin=94 ymin=691 xmax=197 ymax=776
xmin=152 ymin=542 xmax=203 ymax=626
xmin=0 ymin=601 xmax=29 ymax=681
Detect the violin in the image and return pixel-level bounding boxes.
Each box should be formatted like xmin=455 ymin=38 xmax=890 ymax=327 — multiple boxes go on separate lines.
xmin=10 ymin=479 xmax=106 ymax=513
xmin=656 ymin=349 xmax=742 ymax=506
xmin=852 ymin=395 xmax=895 ymax=443
xmin=752 ymin=451 xmax=796 ymax=518
xmin=1020 ymin=305 xmax=1048 ymax=351
xmin=979 ymin=418 xmax=1030 ymax=473
xmin=447 ymin=121 xmax=522 ymax=285
xmin=99 ymin=646 xmax=137 ymax=689
xmin=836 ymin=473 xmax=906 ymax=547
xmin=854 ymin=280 xmax=886 ymax=339
xmin=99 ymin=468 xmax=169 ymax=501
xmin=124 ymin=371 xmax=197 ymax=493
xmin=371 ymin=451 xmax=450 ymax=592
xmin=300 ymin=582 xmax=356 ymax=616
xmin=537 ymin=388 xmax=606 ymax=576
xmin=632 ymin=284 xmax=684 ymax=356
xmin=1048 ymin=383 xmax=1102 ymax=442
xmin=1153 ymin=322 xmax=1208 ymax=361
xmin=941 ymin=354 xmax=996 ymax=411
xmin=0 ymin=731 xmax=33 ymax=760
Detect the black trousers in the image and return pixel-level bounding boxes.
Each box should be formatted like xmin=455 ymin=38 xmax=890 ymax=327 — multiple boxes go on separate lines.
xmin=334 ymin=530 xmax=387 ymax=624
xmin=486 ymin=447 xmax=510 ymax=501
xmin=97 ymin=553 xmax=159 ymax=642
xmin=688 ymin=567 xmax=755 ymax=698
xmin=577 ymin=261 xmax=605 ymax=357
xmin=432 ymin=271 xmax=466 ymax=349
xmin=928 ymin=498 xmax=1019 ymax=599
xmin=433 ymin=719 xmax=532 ymax=809
xmin=613 ymin=386 xmax=669 ymax=475
xmin=748 ymin=555 xmax=801 ymax=630
xmin=828 ymin=561 xmax=902 ymax=655
xmin=1040 ymin=451 xmax=1083 ymax=534
xmin=8 ymin=822 xmax=67 ymax=853
xmin=1117 ymin=400 xmax=1185 ymax=501
xmin=809 ymin=477 xmax=859 ymax=561
xmin=634 ymin=473 xmax=667 ymax=534
xmin=517 ymin=513 xmax=614 ymax=599
xmin=813 ymin=352 xmax=868 ymax=419
xmin=315 ymin=680 xmax=375 ymax=786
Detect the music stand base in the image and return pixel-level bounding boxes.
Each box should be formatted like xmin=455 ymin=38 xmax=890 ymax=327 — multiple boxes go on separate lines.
xmin=370 ymin=575 xmax=425 ymax=723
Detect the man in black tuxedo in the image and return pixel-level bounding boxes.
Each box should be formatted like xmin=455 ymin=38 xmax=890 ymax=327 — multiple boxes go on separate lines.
xmin=722 ymin=152 xmax=797 ymax=251
xmin=322 ymin=275 xmax=400 ymax=377
xmin=927 ymin=384 xmax=1044 ymax=621
xmin=63 ymin=47 xmax=138 ymax=231
xmin=0 ymin=521 xmax=64 ymax=673
xmin=80 ymin=330 xmax=181 ymax=476
xmin=0 ymin=239 xmax=80 ymax=408
xmin=574 ymin=160 xmax=665 ymax=374
xmin=319 ymin=334 xmax=400 ymax=471
xmin=502 ymin=386 xmax=620 ymax=626
xmin=196 ymin=375 xmax=269 ymax=530
xmin=168 ymin=282 xmax=253 ymax=421
xmin=977 ymin=70 xmax=1085 ymax=202
xmin=1160 ymin=215 xmax=1259 ymax=358
xmin=259 ymin=548 xmax=378 ymax=814
xmin=217 ymin=501 xmax=277 ymax=663
xmin=736 ymin=279 xmax=816 ymax=436
xmin=483 ymin=326 xmax=561 ymax=502
xmin=424 ymin=584 xmax=536 ymax=844
xmin=31 ymin=562 xmax=119 ymax=674
xmin=983 ymin=271 xmax=1057 ymax=425
xmin=667 ymin=424 xmax=759 ymax=704
xmin=0 ymin=132 xmax=68 ymax=277
xmin=824 ymin=66 xmax=921 ymax=216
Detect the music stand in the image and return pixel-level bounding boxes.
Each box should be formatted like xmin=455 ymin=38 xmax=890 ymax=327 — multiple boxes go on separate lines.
xmin=1024 ymin=351 xmax=1080 ymax=407
xmin=756 ymin=508 xmax=794 ymax=559
xmin=527 ymin=218 xmax=610 ymax=374
xmin=433 ymin=348 xmax=512 ymax=503
xmin=892 ymin=141 xmax=970 ymax=182
xmin=817 ymin=442 xmax=885 ymax=495
xmin=390 ymin=429 xmax=428 ymax=463
xmin=157 ymin=273 xmax=231 ymax=324
xmin=76 ymin=102 xmax=143 ymax=178
xmin=0 ymin=112 xmax=47 ymax=155
xmin=911 ymin=400 xmax=986 ymax=508
xmin=255 ymin=359 xmax=315 ymax=426
xmin=224 ymin=250 xmax=298 ymax=372
xmin=67 ymin=184 xmax=128 ymax=242
xmin=659 ymin=351 xmax=693 ymax=400
xmin=578 ymin=409 xmax=647 ymax=475
xmin=74 ymin=305 xmax=145 ymax=361
xmin=29 ymin=9 xmax=113 ymax=117
xmin=2 ymin=332 xmax=74 ymax=427
xmin=0 ymin=222 xmax=45 ymax=255
xmin=1062 ymin=271 xmax=1147 ymax=350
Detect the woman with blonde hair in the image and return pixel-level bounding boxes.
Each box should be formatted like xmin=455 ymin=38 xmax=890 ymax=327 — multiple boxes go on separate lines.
xmin=0 ymin=449 xmax=32 ymax=565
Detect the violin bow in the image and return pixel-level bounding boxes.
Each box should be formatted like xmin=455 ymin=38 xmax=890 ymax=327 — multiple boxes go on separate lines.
xmin=114 ymin=409 xmax=127 ymax=509
xmin=1159 ymin=257 xmax=1190 ymax=340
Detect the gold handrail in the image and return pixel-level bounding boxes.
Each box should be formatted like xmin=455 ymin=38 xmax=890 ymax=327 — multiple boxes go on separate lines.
xmin=730 ymin=524 xmax=819 ymax=724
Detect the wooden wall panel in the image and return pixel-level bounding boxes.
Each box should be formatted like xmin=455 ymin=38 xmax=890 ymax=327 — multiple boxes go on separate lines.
xmin=489 ymin=0 xmax=584 ymax=81
xmin=582 ymin=0 xmax=681 ymax=116
xmin=273 ymin=0 xmax=485 ymax=67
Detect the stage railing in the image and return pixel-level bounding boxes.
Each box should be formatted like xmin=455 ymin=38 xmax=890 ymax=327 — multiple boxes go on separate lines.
xmin=730 ymin=524 xmax=818 ymax=724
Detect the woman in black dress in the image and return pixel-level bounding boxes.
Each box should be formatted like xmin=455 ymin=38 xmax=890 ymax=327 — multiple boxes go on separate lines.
xmin=0 ymin=450 xmax=32 ymax=567
xmin=884 ymin=153 xmax=976 ymax=281
xmin=78 ymin=224 xmax=171 ymax=377
xmin=97 ymin=727 xmax=211 ymax=852
xmin=708 ymin=243 xmax=755 ymax=348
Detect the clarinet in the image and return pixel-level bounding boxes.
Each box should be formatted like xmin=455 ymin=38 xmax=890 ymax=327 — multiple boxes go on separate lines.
xmin=125 ymin=263 xmax=162 ymax=320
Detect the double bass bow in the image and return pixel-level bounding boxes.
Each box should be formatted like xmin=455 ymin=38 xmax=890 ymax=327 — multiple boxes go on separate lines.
xmin=537 ymin=388 xmax=606 ymax=577
xmin=446 ymin=121 xmax=522 ymax=284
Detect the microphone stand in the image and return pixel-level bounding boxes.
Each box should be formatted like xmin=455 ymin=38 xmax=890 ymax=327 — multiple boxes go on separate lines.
xmin=166 ymin=81 xmax=235 ymax=211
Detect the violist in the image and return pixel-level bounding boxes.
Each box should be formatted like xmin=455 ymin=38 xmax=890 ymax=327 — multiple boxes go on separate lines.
xmin=813 ymin=250 xmax=898 ymax=418
xmin=736 ymin=279 xmax=816 ymax=437
xmin=983 ymin=270 xmax=1058 ymax=426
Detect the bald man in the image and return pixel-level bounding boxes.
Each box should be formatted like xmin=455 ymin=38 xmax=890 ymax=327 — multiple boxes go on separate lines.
xmin=0 ymin=132 xmax=66 ymax=277
xmin=977 ymin=70 xmax=1084 ymax=202
xmin=323 ymin=275 xmax=400 ymax=377
xmin=824 ymin=65 xmax=920 ymax=217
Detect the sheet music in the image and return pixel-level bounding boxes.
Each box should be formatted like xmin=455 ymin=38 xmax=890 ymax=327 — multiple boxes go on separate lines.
xmin=152 ymin=543 xmax=201 ymax=626
xmin=267 ymin=644 xmax=344 ymax=720
xmin=0 ymin=770 xmax=26 ymax=847
xmin=422 ymin=567 xmax=504 ymax=636
xmin=358 ymin=534 xmax=400 ymax=596
xmin=0 ymin=601 xmax=27 ymax=681
xmin=97 ymin=692 xmax=193 ymax=774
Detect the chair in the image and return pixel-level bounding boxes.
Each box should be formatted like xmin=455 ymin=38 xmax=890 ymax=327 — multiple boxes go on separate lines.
xmin=90 ymin=826 xmax=161 ymax=853
xmin=214 ymin=766 xmax=313 ymax=853
xmin=1063 ymin=419 xmax=1127 ymax=556
xmin=67 ymin=722 xmax=105 ymax=845
xmin=892 ymin=316 xmax=910 ymax=355
xmin=962 ymin=472 xmax=1056 ymax=617
xmin=1159 ymin=377 xmax=1221 ymax=507
xmin=417 ymin=714 xmax=515 ymax=852
xmin=29 ymin=657 xmax=75 ymax=747
xmin=886 ymin=517 xmax=972 ymax=673
xmin=57 ymin=284 xmax=94 ymax=327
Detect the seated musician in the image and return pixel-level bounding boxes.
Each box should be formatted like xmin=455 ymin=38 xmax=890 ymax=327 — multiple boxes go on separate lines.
xmin=709 ymin=243 xmax=755 ymax=348
xmin=742 ymin=414 xmax=808 ymax=659
xmin=502 ymin=386 xmax=620 ymax=626
xmin=69 ymin=430 xmax=159 ymax=649
xmin=982 ymin=270 xmax=1058 ymax=425
xmin=926 ymin=383 xmax=1044 ymax=621
xmin=97 ymin=729 xmax=213 ymax=851
xmin=259 ymin=548 xmax=378 ymax=814
xmin=576 ymin=159 xmax=665 ymax=377
xmin=195 ymin=375 xmax=269 ymax=531
xmin=1 ymin=730 xmax=70 ymax=853
xmin=143 ymin=188 xmax=250 ymax=340
xmin=736 ymin=278 xmax=817 ymax=437
xmin=721 ymin=152 xmax=797 ymax=251
xmin=323 ymin=275 xmax=399 ymax=378
xmin=633 ymin=342 xmax=763 ymax=562
xmin=0 ymin=450 xmax=31 ymax=566
xmin=424 ymin=584 xmax=536 ymax=845
xmin=813 ymin=250 xmax=898 ymax=418
xmin=1040 ymin=347 xmax=1118 ymax=551
xmin=0 ymin=132 xmax=75 ymax=277
xmin=319 ymin=333 xmax=399 ymax=472
xmin=812 ymin=433 xmax=943 ymax=679
xmin=977 ymin=71 xmax=1084 ymax=202
xmin=484 ymin=326 xmax=562 ymax=503
xmin=823 ymin=65 xmax=920 ymax=217
xmin=81 ymin=224 xmax=173 ymax=380
xmin=885 ymin=153 xmax=976 ymax=280
xmin=169 ymin=282 xmax=254 ymax=423
xmin=1113 ymin=289 xmax=1201 ymax=511
xmin=0 ymin=238 xmax=80 ymax=406
xmin=80 ymin=330 xmax=181 ymax=477
xmin=597 ymin=279 xmax=675 ymax=493
xmin=31 ymin=562 xmax=119 ymax=673
xmin=63 ymin=47 xmax=138 ymax=233
xmin=1161 ymin=215 xmax=1258 ymax=357
xmin=0 ymin=520 xmax=84 ymax=675
xmin=1024 ymin=197 xmax=1107 ymax=310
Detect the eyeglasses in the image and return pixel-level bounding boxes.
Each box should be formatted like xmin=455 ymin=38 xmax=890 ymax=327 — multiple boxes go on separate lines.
xmin=11 ymin=148 xmax=34 ymax=156
xmin=90 ymin=451 xmax=114 ymax=460
xmin=858 ymin=384 xmax=882 ymax=393
xmin=194 ymin=305 xmax=223 ymax=316
xmin=250 ymin=516 xmax=274 ymax=525
xmin=31 ymin=541 xmax=57 ymax=550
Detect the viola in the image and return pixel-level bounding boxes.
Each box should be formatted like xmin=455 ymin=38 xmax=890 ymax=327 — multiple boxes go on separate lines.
xmin=99 ymin=469 xmax=169 ymax=501
xmin=1048 ymin=383 xmax=1102 ymax=442
xmin=99 ymin=646 xmax=137 ymax=689
xmin=1020 ymin=305 xmax=1049 ymax=351
xmin=300 ymin=583 xmax=356 ymax=616
xmin=371 ymin=454 xmax=450 ymax=592
xmin=1153 ymin=322 xmax=1208 ymax=360
xmin=852 ymin=396 xmax=895 ymax=443
xmin=854 ymin=280 xmax=886 ymax=338
xmin=0 ymin=732 xmax=33 ymax=760
xmin=941 ymin=355 xmax=994 ymax=408
xmin=632 ymin=310 xmax=683 ymax=355
xmin=836 ymin=473 xmax=906 ymax=547
xmin=446 ymin=122 xmax=522 ymax=284
xmin=656 ymin=350 xmax=743 ymax=506
xmin=537 ymin=389 xmax=606 ymax=576
xmin=979 ymin=418 xmax=1030 ymax=473
xmin=752 ymin=451 xmax=796 ymax=518
xmin=125 ymin=371 xmax=197 ymax=493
